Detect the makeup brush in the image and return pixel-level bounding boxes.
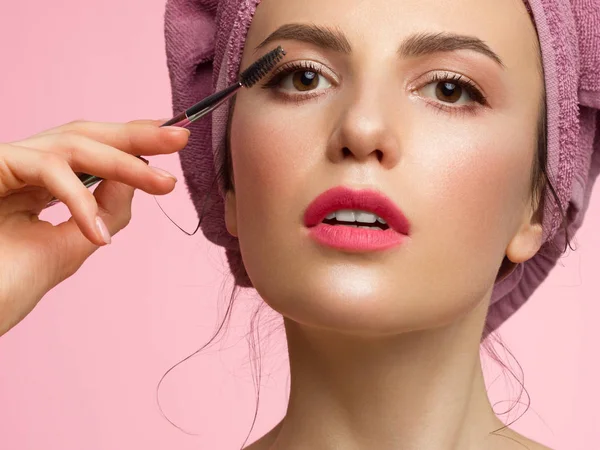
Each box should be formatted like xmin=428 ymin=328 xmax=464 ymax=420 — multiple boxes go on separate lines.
xmin=45 ymin=46 xmax=286 ymax=208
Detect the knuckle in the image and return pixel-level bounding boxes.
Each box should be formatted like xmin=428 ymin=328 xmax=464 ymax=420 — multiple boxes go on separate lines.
xmin=55 ymin=131 xmax=83 ymax=147
xmin=113 ymin=155 xmax=140 ymax=181
xmin=44 ymin=120 xmax=87 ymax=138
xmin=65 ymin=119 xmax=87 ymax=130
xmin=67 ymin=188 xmax=97 ymax=219
xmin=123 ymin=130 xmax=137 ymax=154
xmin=112 ymin=163 xmax=127 ymax=181
xmin=80 ymin=184 xmax=97 ymax=203
xmin=52 ymin=132 xmax=86 ymax=161
xmin=0 ymin=158 xmax=19 ymax=192
xmin=38 ymin=151 xmax=65 ymax=170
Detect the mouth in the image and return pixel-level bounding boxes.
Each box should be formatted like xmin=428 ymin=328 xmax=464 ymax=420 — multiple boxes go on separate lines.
xmin=304 ymin=187 xmax=410 ymax=252
xmin=321 ymin=210 xmax=390 ymax=230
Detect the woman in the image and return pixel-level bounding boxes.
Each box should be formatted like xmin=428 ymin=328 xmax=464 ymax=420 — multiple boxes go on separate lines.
xmin=0 ymin=0 xmax=598 ymax=448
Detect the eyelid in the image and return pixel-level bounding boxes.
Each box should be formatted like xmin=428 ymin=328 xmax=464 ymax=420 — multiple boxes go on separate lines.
xmin=409 ymin=70 xmax=487 ymax=99
xmin=265 ymin=59 xmax=340 ymax=86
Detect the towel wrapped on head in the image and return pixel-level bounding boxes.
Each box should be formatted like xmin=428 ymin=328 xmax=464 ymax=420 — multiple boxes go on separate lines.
xmin=164 ymin=0 xmax=600 ymax=336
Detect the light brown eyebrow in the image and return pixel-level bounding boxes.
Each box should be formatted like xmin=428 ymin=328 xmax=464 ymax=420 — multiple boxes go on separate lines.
xmin=256 ymin=24 xmax=504 ymax=68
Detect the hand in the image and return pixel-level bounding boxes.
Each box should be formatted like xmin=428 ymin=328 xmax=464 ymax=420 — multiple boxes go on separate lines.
xmin=0 ymin=119 xmax=189 ymax=336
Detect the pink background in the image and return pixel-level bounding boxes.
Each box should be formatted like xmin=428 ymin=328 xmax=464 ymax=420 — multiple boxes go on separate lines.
xmin=0 ymin=1 xmax=598 ymax=449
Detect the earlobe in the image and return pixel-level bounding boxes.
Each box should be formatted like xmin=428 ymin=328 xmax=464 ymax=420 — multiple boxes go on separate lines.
xmin=224 ymin=190 xmax=238 ymax=237
xmin=505 ymin=221 xmax=544 ymax=264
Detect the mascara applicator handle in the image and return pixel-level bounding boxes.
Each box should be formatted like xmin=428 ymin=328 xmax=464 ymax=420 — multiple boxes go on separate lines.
xmin=43 ymin=45 xmax=286 ymax=209
xmin=68 ymin=83 xmax=242 ymax=196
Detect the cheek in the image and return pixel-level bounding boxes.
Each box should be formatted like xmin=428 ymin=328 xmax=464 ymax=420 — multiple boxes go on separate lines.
xmin=409 ymin=115 xmax=535 ymax=257
xmin=229 ymin=97 xmax=324 ymax=224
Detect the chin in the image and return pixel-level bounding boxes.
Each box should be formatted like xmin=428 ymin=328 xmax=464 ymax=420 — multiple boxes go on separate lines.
xmin=249 ymin=265 xmax=489 ymax=337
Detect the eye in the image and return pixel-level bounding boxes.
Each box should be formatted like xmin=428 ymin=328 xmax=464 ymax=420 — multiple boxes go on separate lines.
xmin=282 ymin=70 xmax=331 ymax=92
xmin=263 ymin=61 xmax=333 ymax=94
xmin=418 ymin=73 xmax=487 ymax=107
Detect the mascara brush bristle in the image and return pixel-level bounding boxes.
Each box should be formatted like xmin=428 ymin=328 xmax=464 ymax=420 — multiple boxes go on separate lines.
xmin=240 ymin=46 xmax=286 ymax=88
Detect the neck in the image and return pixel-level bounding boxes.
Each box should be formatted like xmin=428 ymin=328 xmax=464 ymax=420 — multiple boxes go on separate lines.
xmin=267 ymin=299 xmax=504 ymax=450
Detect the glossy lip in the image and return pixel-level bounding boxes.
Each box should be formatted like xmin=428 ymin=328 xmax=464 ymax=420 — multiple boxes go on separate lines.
xmin=304 ymin=186 xmax=411 ymax=233
xmin=303 ymin=186 xmax=411 ymax=252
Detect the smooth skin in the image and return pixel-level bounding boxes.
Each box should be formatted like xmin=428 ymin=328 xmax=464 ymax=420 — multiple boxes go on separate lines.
xmin=0 ymin=120 xmax=189 ymax=336
xmin=226 ymin=0 xmax=550 ymax=448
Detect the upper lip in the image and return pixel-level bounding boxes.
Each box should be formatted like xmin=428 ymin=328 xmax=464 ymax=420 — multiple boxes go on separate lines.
xmin=304 ymin=186 xmax=411 ymax=235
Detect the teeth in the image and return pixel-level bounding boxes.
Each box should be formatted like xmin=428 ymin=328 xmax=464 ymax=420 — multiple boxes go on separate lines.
xmin=335 ymin=210 xmax=356 ymax=222
xmin=355 ymin=211 xmax=377 ymax=223
xmin=327 ymin=209 xmax=385 ymax=224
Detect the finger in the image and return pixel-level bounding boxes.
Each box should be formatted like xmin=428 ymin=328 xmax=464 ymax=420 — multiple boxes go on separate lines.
xmin=36 ymin=118 xmax=172 ymax=135
xmin=0 ymin=188 xmax=52 ymax=216
xmin=48 ymin=180 xmax=137 ymax=278
xmin=128 ymin=119 xmax=173 ymax=126
xmin=0 ymin=146 xmax=106 ymax=246
xmin=13 ymin=132 xmax=178 ymax=195
xmin=12 ymin=120 xmax=190 ymax=157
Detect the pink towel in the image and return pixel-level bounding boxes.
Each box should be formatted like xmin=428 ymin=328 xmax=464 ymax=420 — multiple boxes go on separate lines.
xmin=164 ymin=0 xmax=600 ymax=336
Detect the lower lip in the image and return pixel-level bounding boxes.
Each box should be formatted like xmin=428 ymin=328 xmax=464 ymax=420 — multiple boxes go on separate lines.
xmin=307 ymin=223 xmax=406 ymax=252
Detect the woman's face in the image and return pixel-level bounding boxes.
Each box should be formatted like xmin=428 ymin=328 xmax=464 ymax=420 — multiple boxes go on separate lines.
xmin=226 ymin=0 xmax=544 ymax=334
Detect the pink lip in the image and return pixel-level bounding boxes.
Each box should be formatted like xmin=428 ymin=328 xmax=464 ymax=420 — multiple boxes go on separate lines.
xmin=304 ymin=186 xmax=411 ymax=252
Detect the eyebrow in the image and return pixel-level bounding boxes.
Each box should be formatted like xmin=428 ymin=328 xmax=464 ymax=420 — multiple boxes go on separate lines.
xmin=399 ymin=31 xmax=504 ymax=67
xmin=256 ymin=23 xmax=352 ymax=54
xmin=256 ymin=24 xmax=505 ymax=68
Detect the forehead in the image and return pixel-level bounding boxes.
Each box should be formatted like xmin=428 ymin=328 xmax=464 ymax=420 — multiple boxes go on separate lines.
xmin=247 ymin=0 xmax=540 ymax=73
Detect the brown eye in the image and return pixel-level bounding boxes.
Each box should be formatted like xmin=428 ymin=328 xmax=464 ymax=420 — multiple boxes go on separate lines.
xmin=292 ymin=71 xmax=319 ymax=91
xmin=435 ymin=82 xmax=463 ymax=103
xmin=417 ymin=73 xmax=487 ymax=109
xmin=265 ymin=61 xmax=333 ymax=94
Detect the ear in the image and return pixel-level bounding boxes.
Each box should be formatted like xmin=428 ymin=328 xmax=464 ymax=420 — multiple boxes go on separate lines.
xmin=224 ymin=190 xmax=238 ymax=237
xmin=505 ymin=209 xmax=544 ymax=264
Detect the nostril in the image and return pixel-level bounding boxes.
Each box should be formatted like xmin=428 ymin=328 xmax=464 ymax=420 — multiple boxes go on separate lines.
xmin=340 ymin=147 xmax=385 ymax=161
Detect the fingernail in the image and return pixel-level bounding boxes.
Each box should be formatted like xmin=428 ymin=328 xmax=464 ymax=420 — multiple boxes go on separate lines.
xmin=150 ymin=167 xmax=178 ymax=181
xmin=163 ymin=126 xmax=190 ymax=136
xmin=139 ymin=156 xmax=149 ymax=165
xmin=95 ymin=216 xmax=112 ymax=245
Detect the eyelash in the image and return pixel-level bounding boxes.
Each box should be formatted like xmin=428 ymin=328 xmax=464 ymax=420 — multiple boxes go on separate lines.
xmin=262 ymin=62 xmax=489 ymax=114
xmin=419 ymin=71 xmax=488 ymax=116
xmin=262 ymin=60 xmax=329 ymax=101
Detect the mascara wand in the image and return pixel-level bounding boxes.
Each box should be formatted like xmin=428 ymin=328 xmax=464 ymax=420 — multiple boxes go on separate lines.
xmin=45 ymin=46 xmax=286 ymax=208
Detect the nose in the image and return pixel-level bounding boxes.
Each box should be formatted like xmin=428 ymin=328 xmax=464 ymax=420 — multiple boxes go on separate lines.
xmin=326 ymin=91 xmax=401 ymax=169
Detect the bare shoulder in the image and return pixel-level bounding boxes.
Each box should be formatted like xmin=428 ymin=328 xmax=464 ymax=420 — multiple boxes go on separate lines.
xmin=245 ymin=422 xmax=553 ymax=450
xmin=247 ymin=432 xmax=552 ymax=450
xmin=488 ymin=427 xmax=553 ymax=450
xmin=518 ymin=438 xmax=553 ymax=450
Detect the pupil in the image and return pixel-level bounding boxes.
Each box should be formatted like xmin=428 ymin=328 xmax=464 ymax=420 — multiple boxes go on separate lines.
xmin=301 ymin=71 xmax=316 ymax=86
xmin=436 ymin=81 xmax=462 ymax=103
xmin=441 ymin=82 xmax=456 ymax=97
xmin=292 ymin=70 xmax=320 ymax=91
